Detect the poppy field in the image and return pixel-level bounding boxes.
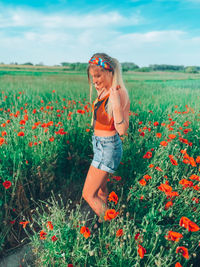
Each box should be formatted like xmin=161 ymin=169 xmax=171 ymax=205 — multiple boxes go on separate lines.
xmin=0 ymin=68 xmax=200 ymax=266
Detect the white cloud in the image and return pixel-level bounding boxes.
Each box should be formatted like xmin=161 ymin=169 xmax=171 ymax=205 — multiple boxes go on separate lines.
xmin=0 ymin=4 xmax=200 ymax=66
xmin=0 ymin=5 xmax=142 ymax=30
xmin=111 ymin=31 xmax=200 ymax=66
xmin=116 ymin=30 xmax=185 ymax=44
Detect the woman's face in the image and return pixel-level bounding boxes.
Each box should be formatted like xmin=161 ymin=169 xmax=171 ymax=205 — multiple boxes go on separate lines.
xmin=89 ymin=65 xmax=113 ymax=92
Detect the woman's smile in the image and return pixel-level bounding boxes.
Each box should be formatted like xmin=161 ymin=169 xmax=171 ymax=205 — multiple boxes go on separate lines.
xmin=89 ymin=66 xmax=113 ymax=91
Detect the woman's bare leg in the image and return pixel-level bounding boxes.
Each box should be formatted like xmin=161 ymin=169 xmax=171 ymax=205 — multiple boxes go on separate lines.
xmin=97 ymin=178 xmax=108 ymax=204
xmin=82 ymin=165 xmax=109 ymax=221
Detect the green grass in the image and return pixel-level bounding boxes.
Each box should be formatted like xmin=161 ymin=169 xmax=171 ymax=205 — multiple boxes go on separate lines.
xmin=0 ymin=69 xmax=200 ymax=266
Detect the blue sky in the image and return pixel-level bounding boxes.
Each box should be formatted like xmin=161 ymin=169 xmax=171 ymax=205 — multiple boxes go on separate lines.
xmin=1 ymin=0 xmax=200 ymax=66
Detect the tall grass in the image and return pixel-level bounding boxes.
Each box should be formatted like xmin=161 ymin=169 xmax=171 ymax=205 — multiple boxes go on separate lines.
xmin=0 ymin=70 xmax=199 ymax=266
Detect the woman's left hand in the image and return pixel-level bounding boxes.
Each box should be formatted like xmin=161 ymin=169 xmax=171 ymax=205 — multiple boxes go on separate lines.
xmin=109 ymin=85 xmax=121 ymax=109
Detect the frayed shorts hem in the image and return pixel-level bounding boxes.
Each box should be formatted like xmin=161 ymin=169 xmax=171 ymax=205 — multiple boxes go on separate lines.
xmin=91 ymin=160 xmax=115 ymax=174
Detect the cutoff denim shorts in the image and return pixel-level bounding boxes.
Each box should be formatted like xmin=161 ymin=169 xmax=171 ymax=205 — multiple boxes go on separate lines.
xmin=91 ymin=133 xmax=123 ymax=174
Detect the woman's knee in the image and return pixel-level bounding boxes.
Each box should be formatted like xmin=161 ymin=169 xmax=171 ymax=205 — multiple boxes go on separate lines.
xmin=98 ymin=186 xmax=108 ymax=196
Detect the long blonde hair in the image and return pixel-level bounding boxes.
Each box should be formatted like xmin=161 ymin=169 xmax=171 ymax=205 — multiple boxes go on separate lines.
xmin=87 ymin=53 xmax=129 ymax=116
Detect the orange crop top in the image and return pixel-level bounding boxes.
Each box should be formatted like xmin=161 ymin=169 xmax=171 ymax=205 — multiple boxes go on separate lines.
xmin=91 ymin=93 xmax=115 ymax=131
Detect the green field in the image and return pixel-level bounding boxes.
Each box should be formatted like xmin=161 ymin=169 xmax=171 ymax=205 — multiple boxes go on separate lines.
xmin=0 ymin=67 xmax=199 ymax=266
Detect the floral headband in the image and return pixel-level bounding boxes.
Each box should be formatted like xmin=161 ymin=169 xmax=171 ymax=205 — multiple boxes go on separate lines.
xmin=88 ymin=56 xmax=113 ymax=71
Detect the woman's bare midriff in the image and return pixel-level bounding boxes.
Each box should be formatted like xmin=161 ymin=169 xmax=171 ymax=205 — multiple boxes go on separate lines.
xmin=94 ymin=129 xmax=117 ymax=137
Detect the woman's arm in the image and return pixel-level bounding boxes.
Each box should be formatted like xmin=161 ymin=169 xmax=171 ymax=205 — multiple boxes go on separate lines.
xmin=109 ymin=86 xmax=130 ymax=136
xmin=113 ymin=101 xmax=130 ymax=135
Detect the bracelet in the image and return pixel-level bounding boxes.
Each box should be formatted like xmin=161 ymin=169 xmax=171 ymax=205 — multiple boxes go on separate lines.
xmin=115 ymin=118 xmax=125 ymax=125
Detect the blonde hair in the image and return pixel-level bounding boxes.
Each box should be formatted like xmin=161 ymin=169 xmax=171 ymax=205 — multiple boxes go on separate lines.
xmin=87 ymin=53 xmax=129 ymax=116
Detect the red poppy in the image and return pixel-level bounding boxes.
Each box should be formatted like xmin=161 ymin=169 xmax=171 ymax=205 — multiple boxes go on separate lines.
xmin=179 ymin=137 xmax=189 ymax=145
xmin=51 ymin=235 xmax=58 ymax=242
xmin=192 ymin=197 xmax=199 ymax=204
xmin=29 ymin=142 xmax=33 ymax=147
xmin=193 ymin=185 xmax=200 ymax=191
xmin=170 ymin=158 xmax=178 ymax=166
xmin=158 ymin=183 xmax=172 ymax=193
xmin=19 ymin=120 xmax=26 ymax=125
xmin=108 ymin=191 xmax=118 ymax=205
xmin=156 ymin=133 xmax=162 ymax=138
xmin=183 ymin=128 xmax=192 ymax=134
xmin=179 ymin=179 xmax=193 ymax=189
xmin=143 ymin=151 xmax=152 ymax=159
xmin=165 ymin=231 xmax=183 ymax=242
xmin=143 ymin=175 xmax=152 ymax=181
xmin=139 ymin=179 xmax=146 ymax=186
xmin=40 ymin=230 xmax=47 ymax=240
xmin=17 ymin=131 xmax=25 ymax=137
xmin=196 ymin=156 xmax=200 ymax=163
xmin=189 ymin=157 xmax=196 ymax=167
xmin=183 ymin=121 xmax=191 ymax=127
xmin=112 ymin=176 xmax=121 ymax=181
xmin=154 ymin=122 xmax=159 ymax=126
xmin=160 ymin=141 xmax=168 ymax=146
xmin=183 ymin=159 xmax=190 ymax=164
xmin=175 ymin=262 xmax=182 ymax=267
xmin=165 ymin=191 xmax=179 ymax=199
xmin=176 ymin=246 xmax=189 ymax=259
xmin=77 ymin=109 xmax=85 ymax=114
xmin=104 ymin=209 xmax=119 ymax=221
xmin=165 ymin=201 xmax=173 ymax=210
xmin=80 ymin=226 xmax=91 ymax=239
xmin=138 ymin=244 xmax=146 ymax=259
xmin=47 ymin=121 xmax=53 ymax=126
xmin=155 ymin=166 xmax=163 ymax=172
xmin=183 ymin=153 xmax=190 ymax=160
xmin=149 ymin=164 xmax=154 ymax=168
xmin=1 ymin=131 xmax=7 ymax=136
xmin=19 ymin=221 xmax=29 ymax=229
xmin=47 ymin=221 xmax=53 ymax=230
xmin=116 ymin=229 xmax=123 ymax=237
xmin=3 ymin=180 xmax=12 ymax=189
xmin=168 ymin=134 xmax=176 ymax=139
xmin=179 ymin=217 xmax=199 ymax=232
xmin=189 ymin=174 xmax=200 ymax=181
xmin=134 ymin=233 xmax=140 ymax=240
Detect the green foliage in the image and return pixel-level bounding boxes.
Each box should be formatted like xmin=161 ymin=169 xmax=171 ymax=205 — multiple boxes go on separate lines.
xmin=22 ymin=62 xmax=34 ymax=66
xmin=0 ymin=69 xmax=200 ymax=265
xmin=184 ymin=66 xmax=198 ymax=73
xmin=137 ymin=67 xmax=151 ymax=72
xmin=60 ymin=62 xmax=88 ymax=71
xmin=149 ymin=64 xmax=185 ymax=71
xmin=121 ymin=62 xmax=139 ymax=72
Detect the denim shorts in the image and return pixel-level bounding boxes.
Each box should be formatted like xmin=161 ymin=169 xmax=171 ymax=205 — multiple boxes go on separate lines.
xmin=91 ymin=133 xmax=123 ymax=174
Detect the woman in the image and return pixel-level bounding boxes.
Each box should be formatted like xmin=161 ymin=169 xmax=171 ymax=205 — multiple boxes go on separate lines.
xmin=82 ymin=53 xmax=130 ymax=228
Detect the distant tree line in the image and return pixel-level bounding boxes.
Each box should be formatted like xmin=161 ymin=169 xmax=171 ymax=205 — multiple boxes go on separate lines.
xmin=1 ymin=61 xmax=200 ymax=73
xmin=60 ymin=62 xmax=200 ymax=73
xmin=61 ymin=62 xmax=88 ymax=71
xmin=148 ymin=64 xmax=200 ymax=73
